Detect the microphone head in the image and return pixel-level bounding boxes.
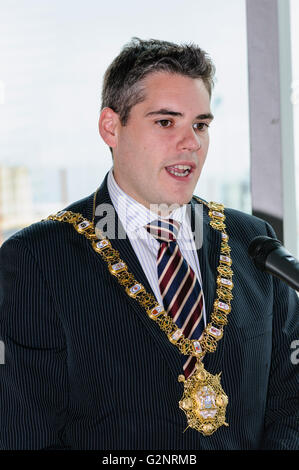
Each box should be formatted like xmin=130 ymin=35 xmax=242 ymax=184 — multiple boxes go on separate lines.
xmin=248 ymin=236 xmax=282 ymax=271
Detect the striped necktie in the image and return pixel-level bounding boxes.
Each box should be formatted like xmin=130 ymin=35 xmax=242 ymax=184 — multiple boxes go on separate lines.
xmin=145 ymin=218 xmax=205 ymax=378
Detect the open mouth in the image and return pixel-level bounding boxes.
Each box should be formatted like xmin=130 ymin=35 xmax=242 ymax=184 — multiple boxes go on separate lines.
xmin=165 ymin=164 xmax=193 ymax=178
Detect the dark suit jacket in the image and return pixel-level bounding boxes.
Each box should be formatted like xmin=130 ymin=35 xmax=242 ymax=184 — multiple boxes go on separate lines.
xmin=0 ymin=174 xmax=298 ymax=450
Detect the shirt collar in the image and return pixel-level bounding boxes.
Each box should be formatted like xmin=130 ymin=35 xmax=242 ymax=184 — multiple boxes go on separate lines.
xmin=107 ymin=168 xmax=187 ymax=234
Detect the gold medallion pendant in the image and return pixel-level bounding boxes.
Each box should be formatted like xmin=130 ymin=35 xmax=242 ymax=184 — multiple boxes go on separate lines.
xmin=179 ymin=360 xmax=229 ymax=436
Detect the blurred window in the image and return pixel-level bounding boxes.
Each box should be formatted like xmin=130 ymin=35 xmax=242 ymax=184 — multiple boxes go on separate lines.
xmin=290 ymin=0 xmax=299 ymax=254
xmin=0 ymin=0 xmax=250 ymax=243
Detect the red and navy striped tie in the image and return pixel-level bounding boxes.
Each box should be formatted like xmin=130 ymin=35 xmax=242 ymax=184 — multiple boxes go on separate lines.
xmin=145 ymin=218 xmax=205 ymax=378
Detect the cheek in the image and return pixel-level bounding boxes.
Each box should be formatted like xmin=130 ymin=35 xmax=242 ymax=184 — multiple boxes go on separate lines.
xmin=140 ymin=144 xmax=165 ymax=170
xmin=200 ymin=135 xmax=209 ymax=159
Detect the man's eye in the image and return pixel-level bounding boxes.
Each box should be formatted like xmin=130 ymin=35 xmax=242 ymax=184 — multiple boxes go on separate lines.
xmin=157 ymin=119 xmax=172 ymax=127
xmin=193 ymin=122 xmax=209 ymax=131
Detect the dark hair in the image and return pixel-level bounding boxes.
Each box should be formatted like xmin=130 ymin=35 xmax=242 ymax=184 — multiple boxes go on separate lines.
xmin=101 ymin=37 xmax=215 ymax=126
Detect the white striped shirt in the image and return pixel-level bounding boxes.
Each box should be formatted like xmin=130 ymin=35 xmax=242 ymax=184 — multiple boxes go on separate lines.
xmin=107 ymin=168 xmax=206 ymax=325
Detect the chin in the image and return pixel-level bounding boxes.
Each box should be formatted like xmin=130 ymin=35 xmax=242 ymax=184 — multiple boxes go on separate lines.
xmin=172 ymin=192 xmax=194 ymax=206
xmin=149 ymin=190 xmax=193 ymax=212
xmin=163 ymin=196 xmax=192 ymax=210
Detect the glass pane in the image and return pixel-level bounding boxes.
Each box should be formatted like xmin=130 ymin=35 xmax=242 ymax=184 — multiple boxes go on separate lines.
xmin=0 ymin=0 xmax=250 ymax=244
xmin=290 ymin=0 xmax=299 ymax=255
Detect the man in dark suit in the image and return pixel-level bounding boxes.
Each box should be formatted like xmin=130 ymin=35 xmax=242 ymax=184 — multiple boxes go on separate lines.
xmin=0 ymin=38 xmax=298 ymax=450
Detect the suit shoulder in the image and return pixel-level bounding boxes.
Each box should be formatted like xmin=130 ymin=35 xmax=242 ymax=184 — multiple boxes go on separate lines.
xmin=192 ymin=195 xmax=273 ymax=238
xmin=223 ymin=206 xmax=275 ymax=240
xmin=224 ymin=206 xmax=267 ymax=227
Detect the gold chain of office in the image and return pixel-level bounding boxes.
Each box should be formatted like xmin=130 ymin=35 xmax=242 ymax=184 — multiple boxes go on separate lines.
xmin=46 ymin=198 xmax=234 ymax=361
xmin=46 ymin=198 xmax=234 ymax=436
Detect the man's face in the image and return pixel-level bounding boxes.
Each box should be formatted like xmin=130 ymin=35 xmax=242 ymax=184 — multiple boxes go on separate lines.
xmin=111 ymin=72 xmax=213 ymax=211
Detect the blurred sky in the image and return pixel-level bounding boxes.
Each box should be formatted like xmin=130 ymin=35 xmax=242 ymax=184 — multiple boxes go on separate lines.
xmin=0 ymin=0 xmax=298 ymax=210
xmin=0 ymin=0 xmax=249 ymax=181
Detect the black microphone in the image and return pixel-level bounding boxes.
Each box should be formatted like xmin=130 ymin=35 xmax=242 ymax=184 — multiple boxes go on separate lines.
xmin=248 ymin=236 xmax=299 ymax=291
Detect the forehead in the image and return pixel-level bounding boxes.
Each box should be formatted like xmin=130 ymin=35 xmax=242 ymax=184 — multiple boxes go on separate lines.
xmin=138 ymin=72 xmax=211 ymax=111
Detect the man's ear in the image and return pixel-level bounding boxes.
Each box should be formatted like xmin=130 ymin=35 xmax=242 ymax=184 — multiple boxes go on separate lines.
xmin=98 ymin=107 xmax=119 ymax=148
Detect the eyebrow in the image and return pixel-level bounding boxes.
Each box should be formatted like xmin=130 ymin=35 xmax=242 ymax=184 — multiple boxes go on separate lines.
xmin=144 ymin=108 xmax=214 ymax=120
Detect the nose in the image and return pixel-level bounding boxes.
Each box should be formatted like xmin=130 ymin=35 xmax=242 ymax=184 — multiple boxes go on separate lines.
xmin=177 ymin=128 xmax=201 ymax=152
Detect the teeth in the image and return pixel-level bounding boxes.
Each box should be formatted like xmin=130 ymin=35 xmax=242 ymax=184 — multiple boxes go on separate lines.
xmin=166 ymin=164 xmax=192 ymax=177
xmin=174 ymin=165 xmax=191 ymax=170
xmin=168 ymin=168 xmax=190 ymax=177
